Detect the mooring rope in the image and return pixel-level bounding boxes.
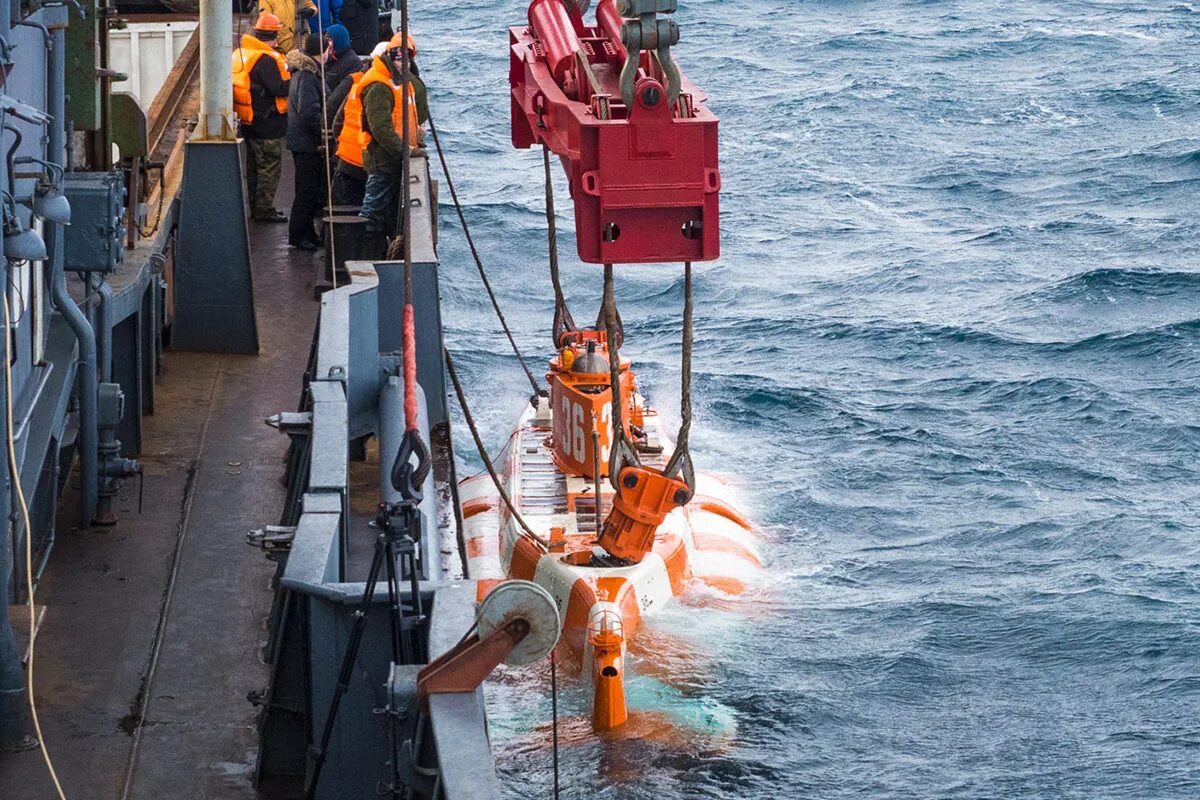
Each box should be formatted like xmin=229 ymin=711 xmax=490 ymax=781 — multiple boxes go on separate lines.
xmin=551 ymin=650 xmax=561 ymax=800
xmin=444 ymin=348 xmax=549 ymax=551
xmin=427 ymin=111 xmax=541 ymax=397
xmin=316 ymin=25 xmax=338 ymax=290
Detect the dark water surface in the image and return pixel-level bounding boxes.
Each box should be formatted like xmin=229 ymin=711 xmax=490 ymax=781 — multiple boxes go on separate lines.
xmin=413 ymin=1 xmax=1200 ymax=796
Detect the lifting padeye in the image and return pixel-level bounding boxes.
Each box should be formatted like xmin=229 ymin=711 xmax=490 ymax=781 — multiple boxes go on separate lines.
xmin=511 ymin=0 xmax=721 ymax=264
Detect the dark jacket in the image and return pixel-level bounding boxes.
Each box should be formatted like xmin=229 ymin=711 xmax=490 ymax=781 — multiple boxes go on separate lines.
xmin=242 ymin=50 xmax=289 ymax=140
xmin=285 ymin=49 xmax=326 ymax=153
xmin=337 ymin=0 xmax=379 ymax=56
xmin=361 ymin=68 xmax=428 ymax=175
xmin=325 ymin=48 xmax=364 ymax=123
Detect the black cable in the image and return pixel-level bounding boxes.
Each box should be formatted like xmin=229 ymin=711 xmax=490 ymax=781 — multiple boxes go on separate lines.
xmin=444 ymin=347 xmax=548 ymax=550
xmin=664 ymin=261 xmax=692 ymax=482
xmin=544 ymin=144 xmax=575 ymax=347
xmin=551 ymin=651 xmax=560 ymax=800
xmin=600 ymin=263 xmax=639 ymax=489
xmin=427 ymin=112 xmax=541 ymax=397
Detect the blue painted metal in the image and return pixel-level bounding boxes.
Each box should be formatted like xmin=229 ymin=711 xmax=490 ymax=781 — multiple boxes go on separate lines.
xmin=172 ymin=140 xmax=258 ymax=354
xmin=40 ymin=15 xmax=100 ymax=528
xmin=0 ymin=0 xmax=178 ymax=748
xmin=0 ymin=0 xmax=31 ymax=752
xmin=62 ymin=170 xmax=125 ymax=272
xmin=256 ymin=239 xmax=495 ymax=796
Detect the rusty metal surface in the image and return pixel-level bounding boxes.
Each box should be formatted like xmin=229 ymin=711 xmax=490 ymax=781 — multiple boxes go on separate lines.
xmin=146 ymin=25 xmax=198 ymax=158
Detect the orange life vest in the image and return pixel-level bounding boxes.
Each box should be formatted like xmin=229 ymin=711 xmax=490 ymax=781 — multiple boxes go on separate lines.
xmin=335 ymin=57 xmax=419 ymax=169
xmin=335 ymin=70 xmax=369 ymax=168
xmin=231 ymin=35 xmax=289 ymax=125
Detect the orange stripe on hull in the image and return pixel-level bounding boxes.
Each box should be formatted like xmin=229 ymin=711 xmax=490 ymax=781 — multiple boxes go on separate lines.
xmin=475 ymin=578 xmax=503 ymax=602
xmin=691 ymin=530 xmax=761 ymax=567
xmin=462 ymin=498 xmax=497 ymax=518
xmin=699 ymin=575 xmax=745 ymax=595
xmin=509 ymin=537 xmax=542 ymax=581
xmin=694 ymin=496 xmax=752 ymax=530
xmin=465 ymin=535 xmax=499 ymax=559
xmin=657 ymin=531 xmax=691 ymax=595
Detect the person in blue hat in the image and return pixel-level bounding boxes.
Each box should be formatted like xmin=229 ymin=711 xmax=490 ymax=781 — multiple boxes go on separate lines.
xmin=323 ymin=23 xmax=364 ymax=114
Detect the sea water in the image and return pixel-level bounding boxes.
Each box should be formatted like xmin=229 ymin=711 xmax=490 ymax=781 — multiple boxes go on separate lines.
xmin=416 ymin=1 xmax=1200 ymax=796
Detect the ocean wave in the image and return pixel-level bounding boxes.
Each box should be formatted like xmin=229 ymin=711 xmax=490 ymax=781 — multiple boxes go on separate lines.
xmin=1022 ymin=267 xmax=1200 ymax=302
xmin=1054 ymin=318 xmax=1200 ymax=360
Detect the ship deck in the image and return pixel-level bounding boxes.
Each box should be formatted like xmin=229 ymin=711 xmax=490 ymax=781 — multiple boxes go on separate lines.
xmin=0 ymin=158 xmax=318 ymax=798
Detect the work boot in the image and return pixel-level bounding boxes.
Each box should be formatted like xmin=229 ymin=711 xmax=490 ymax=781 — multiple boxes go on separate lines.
xmin=255 ymin=209 xmax=288 ymax=223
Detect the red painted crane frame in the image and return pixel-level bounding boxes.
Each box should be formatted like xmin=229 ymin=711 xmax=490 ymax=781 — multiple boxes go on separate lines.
xmin=509 ymin=0 xmax=720 ymax=265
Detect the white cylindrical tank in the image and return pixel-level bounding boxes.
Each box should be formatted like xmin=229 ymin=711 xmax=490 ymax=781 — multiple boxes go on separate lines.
xmin=197 ymin=0 xmax=235 ymax=139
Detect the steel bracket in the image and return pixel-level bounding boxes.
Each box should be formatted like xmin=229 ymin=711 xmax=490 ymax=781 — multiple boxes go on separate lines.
xmin=247 ymin=525 xmax=298 ymax=552
xmin=265 ymin=411 xmax=312 ymax=436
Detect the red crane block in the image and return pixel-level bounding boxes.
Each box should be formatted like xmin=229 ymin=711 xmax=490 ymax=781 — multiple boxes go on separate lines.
xmin=510 ymin=2 xmax=720 ymax=264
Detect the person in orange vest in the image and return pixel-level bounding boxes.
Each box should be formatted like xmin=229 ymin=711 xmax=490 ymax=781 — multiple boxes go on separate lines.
xmin=345 ymin=32 xmax=424 ymax=235
xmin=232 ymin=13 xmax=291 ymax=222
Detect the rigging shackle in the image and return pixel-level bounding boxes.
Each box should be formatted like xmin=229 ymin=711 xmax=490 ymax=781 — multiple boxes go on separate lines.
xmin=615 ymin=0 xmax=682 ymax=107
xmin=391 ymin=427 xmax=431 ymax=503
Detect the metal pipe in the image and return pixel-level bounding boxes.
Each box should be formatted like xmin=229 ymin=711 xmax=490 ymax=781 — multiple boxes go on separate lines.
xmin=197 ymin=0 xmax=235 ymax=141
xmin=14 ymin=19 xmax=50 ymax=45
xmin=595 ymin=0 xmax=628 ymax=62
xmin=96 ymin=278 xmax=112 ymax=383
xmin=0 ymin=0 xmax=31 ymax=753
xmin=50 ymin=233 xmax=98 ymax=526
xmin=64 ymin=121 xmax=73 ymax=172
xmin=47 ymin=23 xmax=98 ymax=526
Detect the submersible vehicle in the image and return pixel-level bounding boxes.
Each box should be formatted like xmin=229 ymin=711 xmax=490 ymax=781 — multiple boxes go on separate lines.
xmin=0 ymin=0 xmax=743 ymax=795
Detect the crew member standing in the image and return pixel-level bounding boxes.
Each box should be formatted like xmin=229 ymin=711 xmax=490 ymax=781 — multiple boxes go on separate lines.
xmin=348 ymin=32 xmax=426 ymax=235
xmin=233 ymin=13 xmax=291 ymax=223
xmin=324 ymin=24 xmax=363 ymax=106
xmin=337 ymin=0 xmax=378 ymax=55
xmin=315 ymin=0 xmax=343 ymax=34
xmin=286 ymin=33 xmax=332 ymax=250
xmin=256 ymin=0 xmax=316 ymax=54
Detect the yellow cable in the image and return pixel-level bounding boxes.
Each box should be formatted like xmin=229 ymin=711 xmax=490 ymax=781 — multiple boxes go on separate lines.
xmin=3 ymin=287 xmax=66 ymax=799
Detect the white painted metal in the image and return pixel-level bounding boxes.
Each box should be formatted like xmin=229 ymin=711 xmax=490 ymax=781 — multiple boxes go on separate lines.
xmin=108 ymin=22 xmax=198 ymax=109
xmin=476 ymin=580 xmax=560 ymax=666
xmin=198 ymin=0 xmax=235 ymax=139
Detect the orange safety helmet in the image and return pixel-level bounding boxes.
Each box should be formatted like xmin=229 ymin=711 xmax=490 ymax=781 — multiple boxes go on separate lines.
xmin=387 ymin=31 xmax=417 ymax=56
xmin=255 ymin=12 xmax=283 ymax=32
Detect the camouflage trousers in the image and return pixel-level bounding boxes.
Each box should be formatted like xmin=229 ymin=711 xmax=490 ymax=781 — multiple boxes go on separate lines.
xmin=244 ymin=137 xmax=283 ymax=219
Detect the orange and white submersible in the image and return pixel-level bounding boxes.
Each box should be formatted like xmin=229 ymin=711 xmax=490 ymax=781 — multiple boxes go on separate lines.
xmin=456 ymin=0 xmax=752 ymax=733
xmin=460 ymin=327 xmax=760 ymax=732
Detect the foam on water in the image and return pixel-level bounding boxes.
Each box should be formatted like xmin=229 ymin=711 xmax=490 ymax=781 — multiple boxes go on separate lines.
xmin=412 ymin=0 xmax=1200 ymax=796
